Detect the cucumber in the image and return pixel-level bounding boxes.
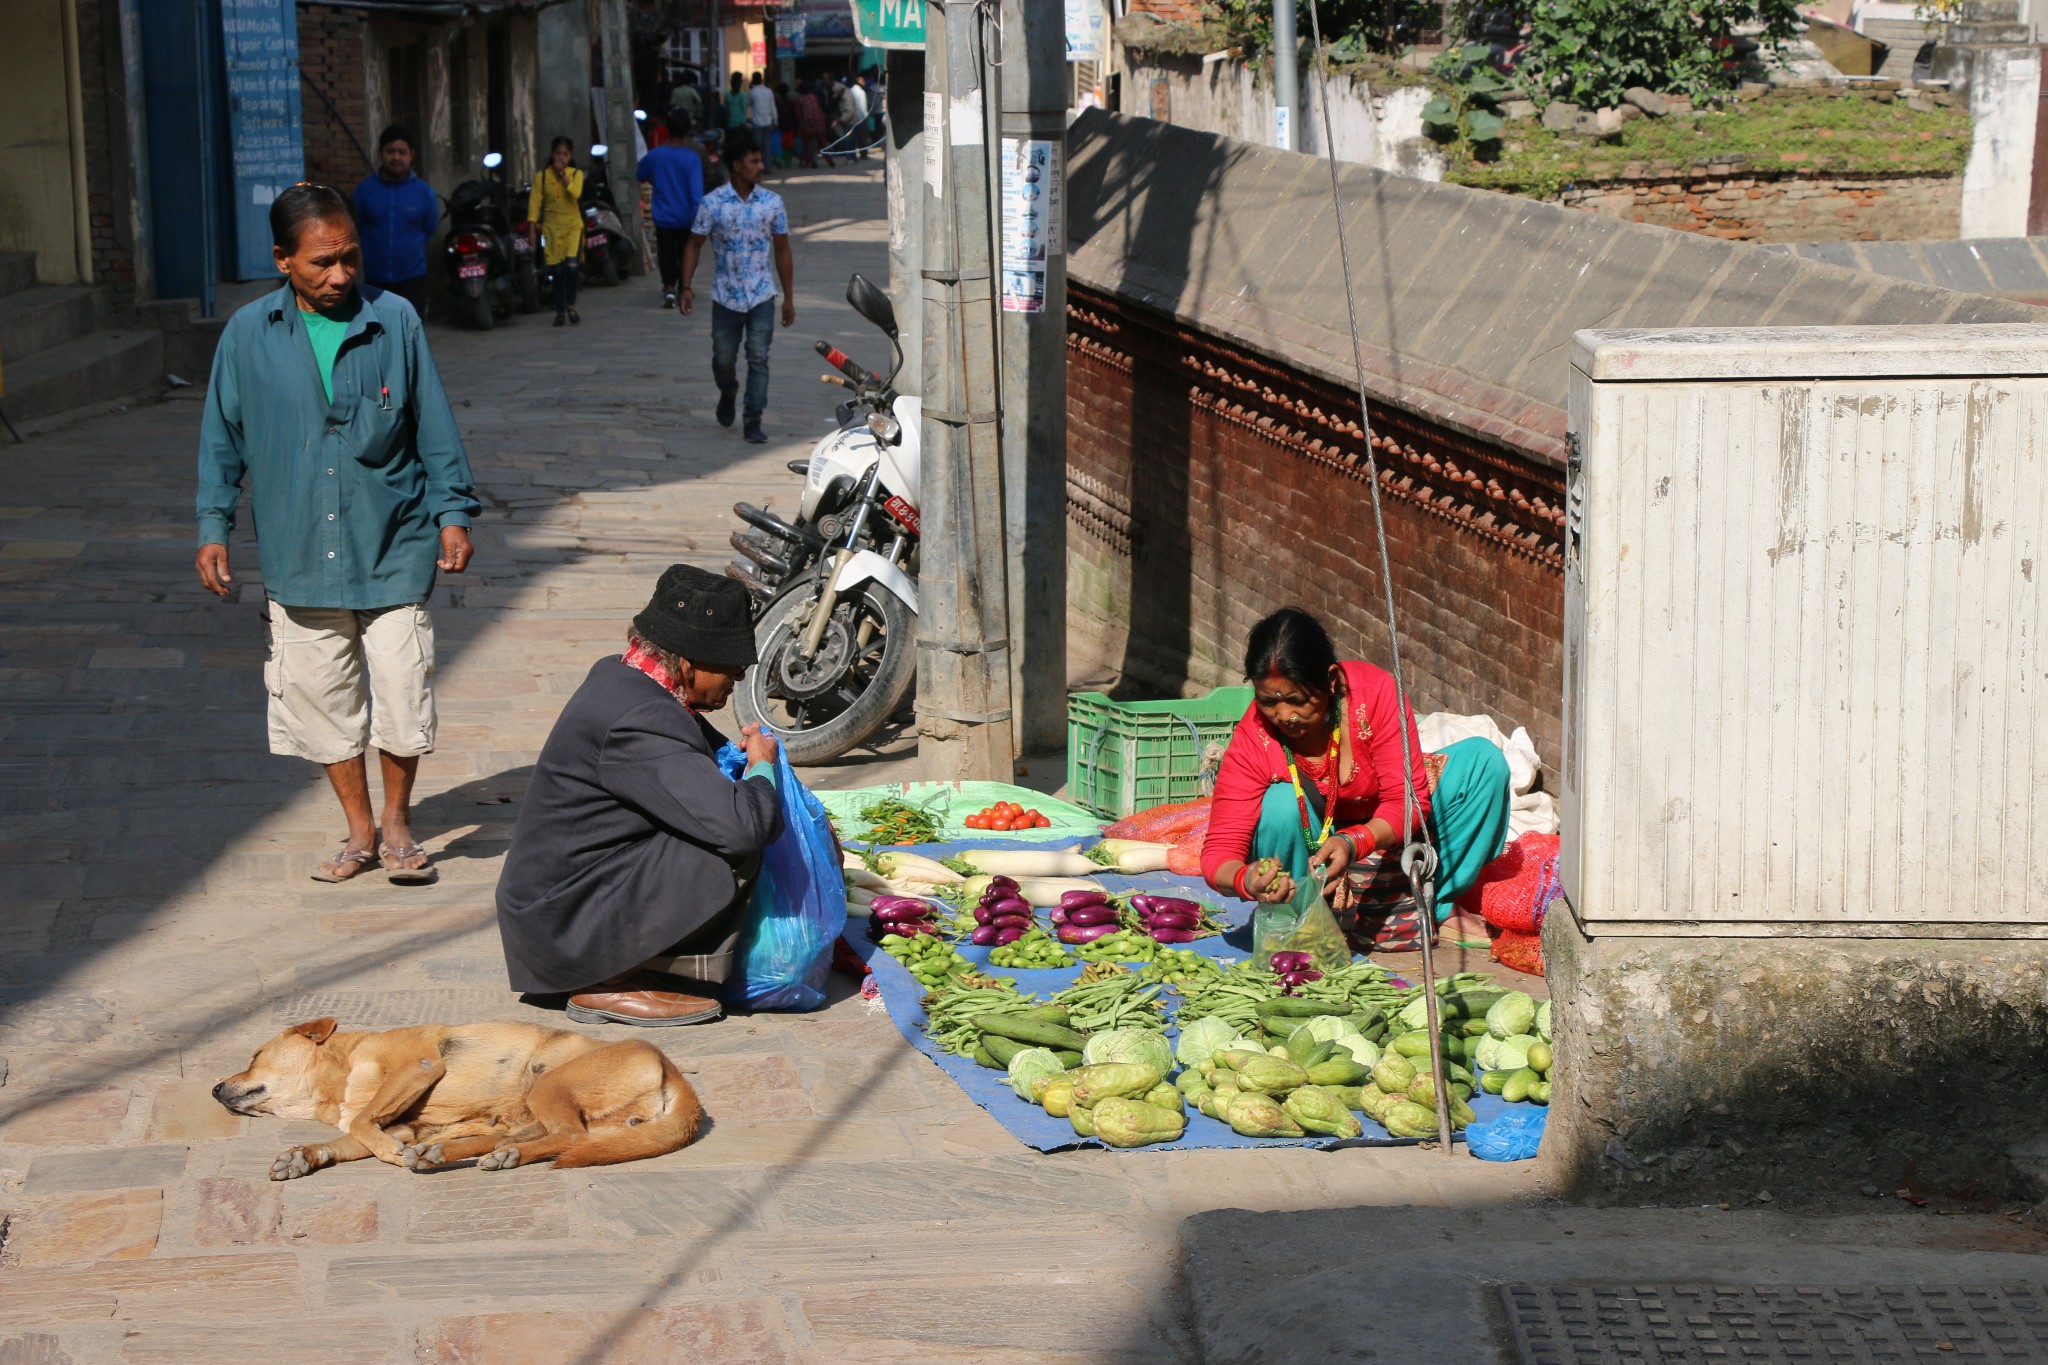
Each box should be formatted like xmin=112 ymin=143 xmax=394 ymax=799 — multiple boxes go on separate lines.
xmin=1530 ymin=1080 xmax=1551 ymax=1105
xmin=975 ymin=1013 xmax=1089 ymax=1051
xmin=1391 ymin=1030 xmax=1434 ymax=1059
xmin=972 ymin=1043 xmax=1001 ymax=1069
xmin=1256 ymin=998 xmax=1351 ymax=1021
xmin=1481 ymin=1069 xmax=1509 ymax=1095
xmin=981 ymin=1034 xmax=1027 ymax=1067
xmin=1052 ymin=1049 xmax=1084 ymax=1068
xmin=1021 ymin=1004 xmax=1072 ymax=1025
xmin=1502 ymin=1067 xmax=1538 ymax=1104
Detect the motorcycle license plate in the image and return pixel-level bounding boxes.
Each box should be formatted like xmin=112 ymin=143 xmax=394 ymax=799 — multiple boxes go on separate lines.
xmin=511 ymin=236 xmax=532 ymax=254
xmin=585 ymin=232 xmax=607 ymax=248
xmin=883 ymin=494 xmax=921 ymax=536
xmin=457 ymin=261 xmax=486 ymax=280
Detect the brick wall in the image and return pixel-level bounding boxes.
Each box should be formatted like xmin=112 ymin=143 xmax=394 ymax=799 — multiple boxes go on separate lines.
xmin=300 ymin=6 xmax=372 ymax=187
xmin=1065 ymin=286 xmax=1569 ymax=772
xmin=1553 ymin=168 xmax=1961 ymax=242
xmin=1126 ymin=0 xmax=1204 ymax=24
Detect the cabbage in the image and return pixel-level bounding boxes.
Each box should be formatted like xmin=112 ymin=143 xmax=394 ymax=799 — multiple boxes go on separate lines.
xmin=1007 ymin=1047 xmax=1066 ymax=1102
xmin=1492 ymin=1033 xmax=1538 ymax=1072
xmin=1295 ymin=1015 xmax=1366 ymax=1047
xmin=1174 ymin=1017 xmax=1241 ymax=1071
xmin=1473 ymin=1035 xmax=1504 ymax=1073
xmin=1396 ymin=994 xmax=1433 ymax=1033
xmin=1535 ymin=1000 xmax=1552 ymax=1041
xmin=1083 ymin=1028 xmax=1173 ymax=1074
xmin=1485 ymin=990 xmax=1537 ymax=1040
xmin=1333 ymin=1035 xmax=1380 ymax=1068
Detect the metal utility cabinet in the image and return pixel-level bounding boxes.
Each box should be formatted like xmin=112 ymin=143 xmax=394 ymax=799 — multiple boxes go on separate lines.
xmin=1560 ymin=326 xmax=2048 ymax=937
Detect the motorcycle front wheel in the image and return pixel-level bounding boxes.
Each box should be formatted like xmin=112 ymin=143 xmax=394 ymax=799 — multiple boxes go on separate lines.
xmin=734 ymin=578 xmax=917 ymax=765
xmin=465 ymin=285 xmax=494 ymax=331
xmin=593 ymin=248 xmax=621 ymax=287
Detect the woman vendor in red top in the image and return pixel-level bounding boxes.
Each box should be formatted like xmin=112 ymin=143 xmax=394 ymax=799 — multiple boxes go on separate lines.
xmin=1201 ymin=608 xmax=1512 ymax=949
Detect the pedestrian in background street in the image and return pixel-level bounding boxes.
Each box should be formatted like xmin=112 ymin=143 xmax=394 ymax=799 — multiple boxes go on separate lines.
xmin=774 ymin=82 xmax=799 ymax=169
xmin=837 ymin=72 xmax=870 ymax=161
xmin=747 ymin=72 xmax=780 ymax=171
xmin=668 ymin=69 xmax=704 ymax=133
xmin=795 ymin=80 xmax=827 ymax=168
xmin=724 ymin=72 xmax=749 ymax=135
xmin=194 ymin=183 xmax=479 ymax=887
xmin=528 ymin=136 xmax=585 ymax=326
xmin=680 ymin=132 xmax=793 ymax=445
xmin=638 ymin=110 xmax=706 ymax=310
xmin=352 ymin=126 xmax=438 ymax=320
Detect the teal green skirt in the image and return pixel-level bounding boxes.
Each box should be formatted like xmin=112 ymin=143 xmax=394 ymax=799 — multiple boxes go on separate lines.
xmin=1246 ymin=736 xmax=1511 ymax=919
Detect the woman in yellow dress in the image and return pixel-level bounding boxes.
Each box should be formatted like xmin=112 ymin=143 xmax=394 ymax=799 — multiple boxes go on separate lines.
xmin=528 ymin=136 xmax=585 ymax=326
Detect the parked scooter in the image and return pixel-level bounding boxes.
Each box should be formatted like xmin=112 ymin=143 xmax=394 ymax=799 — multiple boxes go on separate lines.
xmin=728 ymin=274 xmax=922 ymax=764
xmin=442 ymin=152 xmax=534 ymax=329
xmin=579 ymin=143 xmax=636 ymax=286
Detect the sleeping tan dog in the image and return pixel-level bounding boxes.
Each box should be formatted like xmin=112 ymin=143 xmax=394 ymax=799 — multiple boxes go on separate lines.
xmin=214 ymin=1018 xmax=701 ymax=1178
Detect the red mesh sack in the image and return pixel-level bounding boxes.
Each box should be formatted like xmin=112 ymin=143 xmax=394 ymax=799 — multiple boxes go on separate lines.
xmin=1491 ymin=926 xmax=1544 ymax=977
xmin=1457 ymin=833 xmax=1562 ymax=934
xmin=1166 ymin=830 xmax=1206 ymax=876
xmin=1105 ymin=799 xmax=1211 ymax=843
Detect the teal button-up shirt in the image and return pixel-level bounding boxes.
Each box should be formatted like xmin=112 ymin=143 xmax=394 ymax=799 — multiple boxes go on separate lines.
xmin=196 ymin=285 xmax=480 ymax=610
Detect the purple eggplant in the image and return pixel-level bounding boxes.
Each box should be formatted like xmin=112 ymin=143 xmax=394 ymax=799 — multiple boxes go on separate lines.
xmin=1057 ymin=922 xmax=1117 ymax=944
xmin=1139 ymin=907 xmax=1202 ymax=929
xmin=969 ymin=925 xmax=1000 ymax=945
xmin=985 ymin=875 xmax=1021 ymax=894
xmin=1063 ymin=904 xmax=1120 ymax=928
xmin=991 ymin=926 xmax=1027 ymax=945
xmin=1139 ymin=896 xmax=1201 ymax=917
xmin=981 ymin=896 xmax=1031 ymax=919
xmin=1149 ymin=927 xmax=1200 ymax=943
xmin=1059 ymin=889 xmax=1111 ymax=910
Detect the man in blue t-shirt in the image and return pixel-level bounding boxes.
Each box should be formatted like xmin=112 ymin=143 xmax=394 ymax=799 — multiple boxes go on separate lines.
xmin=637 ymin=110 xmax=707 ymax=310
xmin=352 ymin=126 xmax=440 ymax=320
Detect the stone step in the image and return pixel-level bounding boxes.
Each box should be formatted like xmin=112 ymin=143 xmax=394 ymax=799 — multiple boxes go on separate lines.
xmin=1958 ymin=0 xmax=2020 ymax=20
xmin=0 ymin=252 xmax=36 ymax=300
xmin=0 ymin=285 xmax=95 ymax=365
xmin=0 ymin=327 xmax=164 ymax=423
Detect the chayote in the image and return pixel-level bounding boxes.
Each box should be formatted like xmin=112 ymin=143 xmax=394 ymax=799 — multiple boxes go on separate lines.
xmin=1231 ymin=1053 xmax=1310 ymax=1096
xmin=1093 ymin=1097 xmax=1187 ymax=1148
xmin=1282 ymin=1084 xmax=1364 ymax=1139
xmin=1220 ymin=1090 xmax=1306 ymax=1138
xmin=1069 ymin=1062 xmax=1164 ymax=1107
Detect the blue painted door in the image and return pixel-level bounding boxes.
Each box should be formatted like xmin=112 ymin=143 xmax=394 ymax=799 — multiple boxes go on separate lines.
xmin=220 ymin=0 xmax=304 ymax=279
xmin=140 ymin=0 xmax=223 ymax=312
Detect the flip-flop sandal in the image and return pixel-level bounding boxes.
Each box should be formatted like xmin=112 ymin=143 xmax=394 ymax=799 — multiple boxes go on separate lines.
xmin=379 ymin=842 xmax=438 ymax=886
xmin=311 ymin=843 xmax=378 ymax=883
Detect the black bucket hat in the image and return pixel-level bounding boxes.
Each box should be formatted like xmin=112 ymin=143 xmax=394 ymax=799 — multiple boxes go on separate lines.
xmin=633 ymin=564 xmax=758 ymax=667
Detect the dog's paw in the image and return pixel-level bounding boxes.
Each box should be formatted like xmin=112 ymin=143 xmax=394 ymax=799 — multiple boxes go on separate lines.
xmin=478 ymin=1145 xmax=523 ymax=1171
xmin=270 ymin=1147 xmax=316 ymax=1181
xmin=398 ymin=1141 xmax=444 ymax=1172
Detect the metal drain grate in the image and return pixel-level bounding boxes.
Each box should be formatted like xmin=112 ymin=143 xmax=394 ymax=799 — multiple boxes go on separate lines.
xmin=1501 ymin=1283 xmax=2048 ymax=1363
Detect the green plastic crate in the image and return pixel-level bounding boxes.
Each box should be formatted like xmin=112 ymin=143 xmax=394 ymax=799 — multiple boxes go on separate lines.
xmin=1065 ymin=686 xmax=1254 ymax=818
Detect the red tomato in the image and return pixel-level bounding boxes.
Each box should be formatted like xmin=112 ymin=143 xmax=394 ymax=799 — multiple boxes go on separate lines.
xmin=1033 ymin=813 xmax=1050 ymax=827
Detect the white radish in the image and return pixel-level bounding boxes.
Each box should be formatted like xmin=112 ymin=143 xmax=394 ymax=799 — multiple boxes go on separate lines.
xmin=959 ymin=874 xmax=1108 ymax=907
xmin=1083 ymin=839 xmax=1174 ymax=874
xmin=841 ymin=858 xmax=890 ymax=890
xmin=871 ymin=851 xmax=963 ymax=886
xmin=953 ymin=848 xmax=1101 ymax=878
xmin=847 ymin=884 xmax=877 ymax=908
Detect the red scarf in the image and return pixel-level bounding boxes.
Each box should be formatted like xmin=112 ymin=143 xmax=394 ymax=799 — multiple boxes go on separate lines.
xmin=622 ymin=641 xmax=693 ymax=711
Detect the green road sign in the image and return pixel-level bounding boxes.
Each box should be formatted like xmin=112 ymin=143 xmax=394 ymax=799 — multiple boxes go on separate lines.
xmin=851 ymin=0 xmax=924 ymax=49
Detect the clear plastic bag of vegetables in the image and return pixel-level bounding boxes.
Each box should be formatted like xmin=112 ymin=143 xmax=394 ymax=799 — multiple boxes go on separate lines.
xmin=1251 ymin=877 xmax=1353 ymax=976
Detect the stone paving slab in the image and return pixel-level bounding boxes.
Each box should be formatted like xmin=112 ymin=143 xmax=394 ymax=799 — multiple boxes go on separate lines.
xmin=0 ymin=163 xmax=1548 ymax=1359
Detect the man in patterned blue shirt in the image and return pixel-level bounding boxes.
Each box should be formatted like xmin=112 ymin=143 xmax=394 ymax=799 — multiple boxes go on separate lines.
xmin=679 ymin=133 xmax=793 ymax=444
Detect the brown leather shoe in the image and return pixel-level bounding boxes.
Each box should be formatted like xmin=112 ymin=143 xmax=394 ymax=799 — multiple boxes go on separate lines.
xmin=565 ymin=971 xmax=722 ymax=1026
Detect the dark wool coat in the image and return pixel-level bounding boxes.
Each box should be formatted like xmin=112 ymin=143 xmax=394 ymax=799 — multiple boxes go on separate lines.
xmin=495 ymin=658 xmax=783 ymax=993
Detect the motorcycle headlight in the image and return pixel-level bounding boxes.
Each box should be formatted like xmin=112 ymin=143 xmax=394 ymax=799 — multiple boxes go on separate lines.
xmin=867 ymin=411 xmax=901 ymax=443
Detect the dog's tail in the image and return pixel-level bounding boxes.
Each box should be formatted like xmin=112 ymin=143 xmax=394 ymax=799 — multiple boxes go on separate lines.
xmin=552 ymin=1048 xmax=703 ymax=1169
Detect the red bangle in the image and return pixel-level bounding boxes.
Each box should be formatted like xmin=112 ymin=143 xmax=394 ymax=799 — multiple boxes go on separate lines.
xmin=1231 ymin=865 xmax=1252 ymax=899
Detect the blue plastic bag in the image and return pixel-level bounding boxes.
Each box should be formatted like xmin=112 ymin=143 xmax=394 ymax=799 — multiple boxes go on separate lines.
xmin=715 ymin=741 xmax=846 ymax=1010
xmin=1465 ymin=1104 xmax=1546 ymax=1161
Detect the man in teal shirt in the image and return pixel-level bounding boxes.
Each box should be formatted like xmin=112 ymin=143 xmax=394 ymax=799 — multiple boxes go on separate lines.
xmin=196 ymin=183 xmax=481 ymax=885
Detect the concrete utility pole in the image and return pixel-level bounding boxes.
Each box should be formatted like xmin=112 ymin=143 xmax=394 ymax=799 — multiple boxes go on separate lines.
xmin=1271 ymin=0 xmax=1297 ymax=149
xmin=916 ymin=0 xmax=1016 ymax=779
xmin=995 ymin=0 xmax=1069 ymax=756
xmin=885 ymin=50 xmax=925 ymax=396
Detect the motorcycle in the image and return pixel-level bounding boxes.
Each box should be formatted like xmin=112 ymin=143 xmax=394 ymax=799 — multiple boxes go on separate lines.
xmin=728 ymin=274 xmax=922 ymax=764
xmin=579 ymin=143 xmax=637 ymax=287
xmin=442 ymin=151 xmax=535 ymax=330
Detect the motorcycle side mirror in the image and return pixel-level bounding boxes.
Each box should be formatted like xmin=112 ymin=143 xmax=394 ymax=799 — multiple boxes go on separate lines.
xmin=845 ymin=273 xmax=897 ymax=340
xmin=590 ymin=143 xmax=609 ymax=158
xmin=482 ymin=151 xmax=503 ymax=169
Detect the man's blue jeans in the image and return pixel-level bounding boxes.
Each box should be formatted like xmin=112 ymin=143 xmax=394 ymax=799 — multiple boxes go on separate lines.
xmin=712 ymin=300 xmax=775 ymax=427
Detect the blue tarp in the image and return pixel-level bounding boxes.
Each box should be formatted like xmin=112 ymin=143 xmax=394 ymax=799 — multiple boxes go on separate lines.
xmin=844 ymin=838 xmax=1514 ymax=1153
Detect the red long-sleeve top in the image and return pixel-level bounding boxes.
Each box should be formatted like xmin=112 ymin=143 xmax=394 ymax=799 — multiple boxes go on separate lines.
xmin=1200 ymin=659 xmax=1431 ymax=891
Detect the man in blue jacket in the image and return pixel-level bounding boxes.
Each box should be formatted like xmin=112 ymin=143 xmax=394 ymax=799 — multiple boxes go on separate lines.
xmin=196 ymin=183 xmax=480 ymax=886
xmin=636 ymin=110 xmax=706 ymax=310
xmin=353 ymin=126 xmax=439 ymax=319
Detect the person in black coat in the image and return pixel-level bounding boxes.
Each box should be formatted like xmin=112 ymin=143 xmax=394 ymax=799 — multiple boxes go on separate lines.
xmin=496 ymin=565 xmax=782 ymax=1025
